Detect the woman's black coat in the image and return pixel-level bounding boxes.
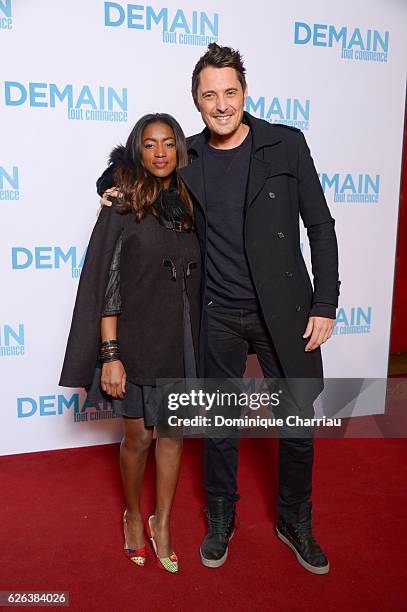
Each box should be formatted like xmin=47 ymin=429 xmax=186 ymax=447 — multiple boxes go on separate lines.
xmin=95 ymin=112 xmax=341 ymax=408
xmin=59 ymin=173 xmax=201 ymax=388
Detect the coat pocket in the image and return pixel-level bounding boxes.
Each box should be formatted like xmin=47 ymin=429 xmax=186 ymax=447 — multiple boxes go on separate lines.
xmin=266 ymin=161 xmax=296 ymax=179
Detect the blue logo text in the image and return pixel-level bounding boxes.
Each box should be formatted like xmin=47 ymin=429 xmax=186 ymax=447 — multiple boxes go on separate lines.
xmin=333 ymin=306 xmax=372 ymax=335
xmin=11 ymin=246 xmax=85 ymax=278
xmin=0 ymin=0 xmax=12 ymax=29
xmin=294 ymin=22 xmax=389 ymax=63
xmin=246 ymin=96 xmax=310 ymax=130
xmin=319 ymin=172 xmax=380 ymax=204
xmin=104 ymin=2 xmax=219 ymax=46
xmin=0 ymin=165 xmax=19 ymax=200
xmin=0 ymin=323 xmax=24 ymax=356
xmin=3 ymin=82 xmax=128 ymax=123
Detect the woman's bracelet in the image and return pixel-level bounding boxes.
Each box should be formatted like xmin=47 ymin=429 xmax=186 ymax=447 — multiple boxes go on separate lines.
xmin=101 ymin=339 xmax=119 ymax=347
xmin=99 ymin=339 xmax=120 ymax=363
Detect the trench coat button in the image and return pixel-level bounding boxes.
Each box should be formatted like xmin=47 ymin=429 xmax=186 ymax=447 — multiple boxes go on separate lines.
xmin=285 ymin=271 xmax=293 ymax=278
xmin=296 ymin=305 xmax=301 ymax=311
xmin=277 ymin=232 xmax=285 ymax=238
xmin=268 ymin=192 xmax=276 ymax=199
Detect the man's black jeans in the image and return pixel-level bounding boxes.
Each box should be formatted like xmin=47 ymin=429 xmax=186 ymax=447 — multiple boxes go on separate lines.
xmin=203 ymin=301 xmax=315 ymax=523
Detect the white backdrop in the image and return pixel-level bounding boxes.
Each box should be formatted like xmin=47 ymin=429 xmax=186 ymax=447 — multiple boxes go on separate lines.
xmin=1 ymin=0 xmax=406 ymax=455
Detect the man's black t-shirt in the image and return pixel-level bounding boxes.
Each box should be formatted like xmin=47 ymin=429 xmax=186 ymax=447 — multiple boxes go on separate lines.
xmin=203 ymin=130 xmax=259 ymax=309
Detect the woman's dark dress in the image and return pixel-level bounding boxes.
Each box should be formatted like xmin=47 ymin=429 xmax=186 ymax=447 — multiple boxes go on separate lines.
xmin=86 ymin=226 xmax=198 ymax=425
xmin=60 ymin=178 xmax=201 ymax=427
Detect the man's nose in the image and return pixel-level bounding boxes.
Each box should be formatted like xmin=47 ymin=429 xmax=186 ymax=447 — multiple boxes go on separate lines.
xmin=216 ymin=96 xmax=228 ymax=112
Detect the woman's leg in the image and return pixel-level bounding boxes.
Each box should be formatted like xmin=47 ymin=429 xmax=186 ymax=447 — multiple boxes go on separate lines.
xmin=120 ymin=417 xmax=153 ymax=547
xmin=150 ymin=435 xmax=183 ymax=556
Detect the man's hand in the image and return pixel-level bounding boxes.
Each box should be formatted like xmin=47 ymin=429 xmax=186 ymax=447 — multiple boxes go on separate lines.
xmin=303 ymin=317 xmax=335 ymax=352
xmin=101 ymin=360 xmax=127 ymax=399
xmin=100 ymin=187 xmax=120 ymax=207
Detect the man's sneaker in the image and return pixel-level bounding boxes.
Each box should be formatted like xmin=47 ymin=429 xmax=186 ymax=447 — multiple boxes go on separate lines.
xmin=200 ymin=497 xmax=235 ymax=568
xmin=276 ymin=514 xmax=330 ymax=574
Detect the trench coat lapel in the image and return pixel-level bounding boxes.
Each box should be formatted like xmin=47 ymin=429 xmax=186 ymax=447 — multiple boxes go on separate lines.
xmin=246 ymin=155 xmax=273 ymax=209
xmin=244 ymin=112 xmax=285 ymax=211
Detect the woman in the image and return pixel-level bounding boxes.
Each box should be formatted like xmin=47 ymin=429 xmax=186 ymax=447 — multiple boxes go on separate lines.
xmin=59 ymin=114 xmax=201 ymax=574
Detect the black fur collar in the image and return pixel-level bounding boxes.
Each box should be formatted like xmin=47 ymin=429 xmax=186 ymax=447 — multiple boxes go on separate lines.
xmin=108 ymin=144 xmax=131 ymax=171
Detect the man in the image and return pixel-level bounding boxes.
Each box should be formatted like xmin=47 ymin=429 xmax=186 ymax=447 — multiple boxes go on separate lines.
xmin=98 ymin=43 xmax=340 ymax=574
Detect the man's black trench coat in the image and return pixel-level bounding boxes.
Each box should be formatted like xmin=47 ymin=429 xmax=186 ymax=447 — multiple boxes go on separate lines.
xmin=94 ymin=111 xmax=340 ymax=409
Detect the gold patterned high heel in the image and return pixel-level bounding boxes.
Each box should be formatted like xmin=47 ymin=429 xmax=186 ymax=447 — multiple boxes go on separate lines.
xmin=146 ymin=515 xmax=178 ymax=573
xmin=123 ymin=510 xmax=146 ymax=567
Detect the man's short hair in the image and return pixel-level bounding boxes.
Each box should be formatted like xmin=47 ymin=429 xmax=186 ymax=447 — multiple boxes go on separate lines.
xmin=191 ymin=43 xmax=247 ymax=104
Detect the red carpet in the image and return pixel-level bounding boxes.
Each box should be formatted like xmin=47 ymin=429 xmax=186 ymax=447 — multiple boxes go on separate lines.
xmin=1 ymin=439 xmax=406 ymax=611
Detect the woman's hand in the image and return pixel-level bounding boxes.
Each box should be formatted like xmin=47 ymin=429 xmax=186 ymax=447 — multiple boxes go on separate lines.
xmin=101 ymin=187 xmax=120 ymax=207
xmin=101 ymin=360 xmax=127 ymax=399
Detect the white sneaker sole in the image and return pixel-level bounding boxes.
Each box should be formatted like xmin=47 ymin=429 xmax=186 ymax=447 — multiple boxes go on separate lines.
xmin=276 ymin=526 xmax=330 ymax=574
